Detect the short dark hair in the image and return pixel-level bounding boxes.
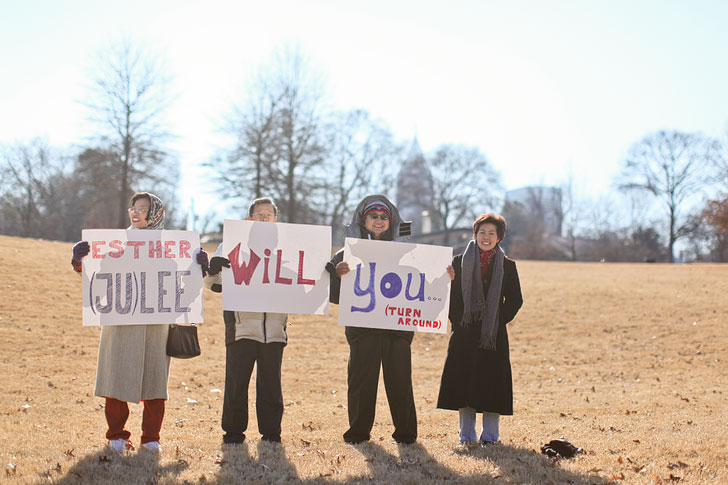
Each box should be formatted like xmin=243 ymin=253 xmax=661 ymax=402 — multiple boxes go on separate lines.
xmin=473 ymin=213 xmax=507 ymax=241
xmin=248 ymin=197 xmax=278 ymax=217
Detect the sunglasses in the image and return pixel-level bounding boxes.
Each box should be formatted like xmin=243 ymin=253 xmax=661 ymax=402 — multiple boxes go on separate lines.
xmin=367 ymin=213 xmax=389 ymax=221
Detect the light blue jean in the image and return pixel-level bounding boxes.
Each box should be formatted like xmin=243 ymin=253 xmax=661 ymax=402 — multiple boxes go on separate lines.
xmin=458 ymin=407 xmax=499 ymax=443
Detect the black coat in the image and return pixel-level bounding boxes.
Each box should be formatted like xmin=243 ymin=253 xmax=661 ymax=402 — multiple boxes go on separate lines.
xmin=436 ymin=252 xmax=523 ymax=414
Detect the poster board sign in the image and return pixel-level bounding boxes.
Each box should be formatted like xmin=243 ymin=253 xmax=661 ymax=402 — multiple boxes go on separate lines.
xmin=81 ymin=229 xmax=203 ymax=326
xmin=337 ymin=237 xmax=453 ymax=333
xmin=221 ymin=219 xmax=331 ymax=314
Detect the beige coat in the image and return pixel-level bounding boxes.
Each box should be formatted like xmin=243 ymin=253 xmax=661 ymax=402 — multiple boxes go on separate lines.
xmin=94 ymin=324 xmax=171 ymax=403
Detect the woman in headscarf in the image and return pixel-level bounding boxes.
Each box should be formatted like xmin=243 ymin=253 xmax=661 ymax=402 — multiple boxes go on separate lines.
xmin=70 ymin=192 xmax=209 ymax=453
xmin=326 ymin=194 xmax=419 ymax=444
xmin=437 ymin=213 xmax=523 ymax=445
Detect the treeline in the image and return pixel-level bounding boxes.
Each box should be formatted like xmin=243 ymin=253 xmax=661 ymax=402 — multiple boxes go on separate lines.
xmin=1 ymin=41 xmax=727 ymax=263
xmin=501 ymin=130 xmax=728 ymax=262
xmin=0 ymin=43 xmax=500 ymax=244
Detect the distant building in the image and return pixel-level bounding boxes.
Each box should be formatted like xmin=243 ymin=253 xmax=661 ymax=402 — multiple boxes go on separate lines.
xmin=396 ymin=138 xmax=441 ymax=236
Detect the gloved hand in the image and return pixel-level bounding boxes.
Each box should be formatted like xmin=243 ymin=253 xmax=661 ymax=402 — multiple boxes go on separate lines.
xmin=208 ymin=256 xmax=230 ymax=276
xmin=197 ymin=249 xmax=210 ymax=275
xmin=72 ymin=241 xmax=90 ymax=266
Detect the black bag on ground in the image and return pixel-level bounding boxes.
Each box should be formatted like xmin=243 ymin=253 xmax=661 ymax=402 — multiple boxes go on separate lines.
xmin=166 ymin=324 xmax=201 ymax=359
xmin=540 ymin=438 xmax=583 ymax=458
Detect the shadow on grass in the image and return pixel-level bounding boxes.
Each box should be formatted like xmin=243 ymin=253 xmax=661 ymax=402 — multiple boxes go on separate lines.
xmin=213 ymin=440 xmax=300 ymax=483
xmin=54 ymin=447 xmax=187 ymax=484
xmin=343 ymin=441 xmax=613 ymax=484
xmin=449 ymin=441 xmax=614 ymax=484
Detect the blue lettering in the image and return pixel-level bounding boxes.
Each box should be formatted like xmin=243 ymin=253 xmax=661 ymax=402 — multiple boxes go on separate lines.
xmin=351 ymin=263 xmax=376 ymax=313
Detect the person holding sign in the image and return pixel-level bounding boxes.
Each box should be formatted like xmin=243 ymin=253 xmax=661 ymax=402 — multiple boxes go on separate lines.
xmin=437 ymin=213 xmax=523 ymax=445
xmin=327 ymin=195 xmax=420 ymax=445
xmin=203 ymin=197 xmax=288 ymax=445
xmin=70 ymin=192 xmax=209 ymax=453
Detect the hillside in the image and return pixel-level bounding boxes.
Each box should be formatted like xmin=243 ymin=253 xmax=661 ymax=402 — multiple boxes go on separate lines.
xmin=1 ymin=234 xmax=726 ymax=484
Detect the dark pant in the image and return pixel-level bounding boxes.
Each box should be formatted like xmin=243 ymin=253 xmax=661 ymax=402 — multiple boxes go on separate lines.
xmin=222 ymin=338 xmax=285 ymax=443
xmin=105 ymin=397 xmax=165 ymax=444
xmin=344 ymin=331 xmax=417 ymax=444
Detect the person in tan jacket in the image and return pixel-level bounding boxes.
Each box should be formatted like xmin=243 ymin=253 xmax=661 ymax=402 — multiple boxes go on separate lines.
xmin=203 ymin=197 xmax=288 ymax=444
xmin=71 ymin=192 xmax=209 ymax=453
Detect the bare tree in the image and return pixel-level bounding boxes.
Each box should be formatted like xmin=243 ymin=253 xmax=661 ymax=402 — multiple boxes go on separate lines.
xmin=561 ymin=170 xmax=580 ymax=261
xmin=271 ymin=46 xmax=326 ymax=223
xmin=0 ymin=139 xmax=67 ymax=238
xmin=209 ymin=45 xmax=326 ymax=223
xmin=617 ymin=130 xmax=722 ymax=262
xmin=427 ymin=144 xmax=503 ymax=244
xmin=320 ymin=109 xmax=400 ymax=235
xmin=208 ymin=72 xmax=282 ymax=204
xmin=84 ymin=39 xmax=177 ymax=228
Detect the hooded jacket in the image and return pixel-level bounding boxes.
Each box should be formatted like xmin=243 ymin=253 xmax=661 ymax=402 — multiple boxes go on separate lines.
xmin=326 ymin=194 xmax=411 ymax=304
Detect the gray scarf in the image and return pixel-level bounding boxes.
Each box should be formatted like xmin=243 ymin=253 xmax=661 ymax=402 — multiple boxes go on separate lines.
xmin=459 ymin=240 xmax=505 ymax=350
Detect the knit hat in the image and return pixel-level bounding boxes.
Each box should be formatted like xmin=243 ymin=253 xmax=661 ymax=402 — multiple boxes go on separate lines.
xmin=361 ymin=200 xmax=391 ymax=220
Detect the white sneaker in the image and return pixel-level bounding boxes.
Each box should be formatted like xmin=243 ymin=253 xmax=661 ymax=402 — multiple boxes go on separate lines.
xmin=141 ymin=441 xmax=161 ymax=452
xmin=108 ymin=438 xmax=129 ymax=452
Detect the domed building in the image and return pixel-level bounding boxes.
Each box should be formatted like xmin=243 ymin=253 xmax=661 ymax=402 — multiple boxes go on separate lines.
xmin=396 ymin=138 xmax=440 ymax=236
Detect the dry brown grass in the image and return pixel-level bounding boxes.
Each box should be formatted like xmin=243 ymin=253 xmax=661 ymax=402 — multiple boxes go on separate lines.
xmin=1 ymin=234 xmax=726 ymax=484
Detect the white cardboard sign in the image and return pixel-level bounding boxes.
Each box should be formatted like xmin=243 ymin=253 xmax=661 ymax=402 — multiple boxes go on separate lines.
xmin=81 ymin=229 xmax=203 ymax=326
xmin=221 ymin=219 xmax=331 ymax=314
xmin=337 ymin=237 xmax=453 ymax=333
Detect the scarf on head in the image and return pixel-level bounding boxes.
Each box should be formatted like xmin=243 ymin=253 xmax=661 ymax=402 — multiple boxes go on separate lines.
xmin=128 ymin=193 xmax=165 ymax=230
xmin=459 ymin=239 xmax=505 ymax=350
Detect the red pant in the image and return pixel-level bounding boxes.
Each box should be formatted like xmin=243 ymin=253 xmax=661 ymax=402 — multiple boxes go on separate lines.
xmin=105 ymin=397 xmax=165 ymax=444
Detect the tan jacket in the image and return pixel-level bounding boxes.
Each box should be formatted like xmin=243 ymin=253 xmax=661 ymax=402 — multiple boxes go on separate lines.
xmin=94 ymin=324 xmax=171 ymax=403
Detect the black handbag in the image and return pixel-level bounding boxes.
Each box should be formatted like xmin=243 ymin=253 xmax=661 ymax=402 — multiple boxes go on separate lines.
xmin=166 ymin=324 xmax=201 ymax=359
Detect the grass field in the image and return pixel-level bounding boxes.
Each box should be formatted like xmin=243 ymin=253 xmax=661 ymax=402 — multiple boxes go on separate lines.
xmin=1 ymin=234 xmax=726 ymax=484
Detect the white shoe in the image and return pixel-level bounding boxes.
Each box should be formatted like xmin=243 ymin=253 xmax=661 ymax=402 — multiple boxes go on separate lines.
xmin=108 ymin=439 xmax=130 ymax=452
xmin=141 ymin=441 xmax=161 ymax=452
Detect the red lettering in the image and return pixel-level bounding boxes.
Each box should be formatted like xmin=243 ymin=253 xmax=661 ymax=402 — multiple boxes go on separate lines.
xmin=398 ymin=317 xmax=406 ymax=325
xmin=297 ymin=250 xmax=315 ymax=285
xmin=413 ymin=308 xmax=421 ymax=318
xmin=275 ymin=249 xmax=292 ymax=285
xmin=164 ymin=240 xmax=175 ymax=258
xmin=405 ymin=318 xmax=411 ymax=326
xmin=108 ymin=240 xmax=124 ymax=258
xmin=397 ymin=307 xmax=404 ymax=316
xmin=262 ymin=249 xmax=271 ymax=284
xmin=127 ymin=240 xmax=144 ymax=258
xmin=91 ymin=241 xmax=106 ymax=259
xmin=149 ymin=241 xmax=162 ymax=258
xmin=228 ymin=243 xmax=260 ymax=285
xmin=179 ymin=240 xmax=191 ymax=258
xmin=405 ymin=307 xmax=412 ymax=317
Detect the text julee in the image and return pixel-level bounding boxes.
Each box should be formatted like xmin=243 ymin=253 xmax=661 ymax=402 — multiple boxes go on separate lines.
xmin=81 ymin=229 xmax=204 ymax=326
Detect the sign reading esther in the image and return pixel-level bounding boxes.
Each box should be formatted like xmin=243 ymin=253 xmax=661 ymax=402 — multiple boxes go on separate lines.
xmin=81 ymin=229 xmax=204 ymax=326
xmin=337 ymin=237 xmax=453 ymax=333
xmin=221 ymin=219 xmax=331 ymax=314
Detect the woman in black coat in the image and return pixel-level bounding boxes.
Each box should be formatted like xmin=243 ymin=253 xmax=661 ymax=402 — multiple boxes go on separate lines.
xmin=437 ymin=213 xmax=523 ymax=444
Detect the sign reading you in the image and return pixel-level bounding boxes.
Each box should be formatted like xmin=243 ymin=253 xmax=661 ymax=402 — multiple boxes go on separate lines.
xmin=221 ymin=219 xmax=331 ymax=315
xmin=81 ymin=229 xmax=203 ymax=326
xmin=338 ymin=237 xmax=453 ymax=334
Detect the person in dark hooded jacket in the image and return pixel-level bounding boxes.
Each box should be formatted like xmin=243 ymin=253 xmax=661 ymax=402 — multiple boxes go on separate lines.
xmin=326 ymin=195 xmax=420 ymax=444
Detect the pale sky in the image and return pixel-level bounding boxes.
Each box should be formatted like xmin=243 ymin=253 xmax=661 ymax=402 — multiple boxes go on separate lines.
xmin=2 ymin=0 xmax=727 ymax=223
